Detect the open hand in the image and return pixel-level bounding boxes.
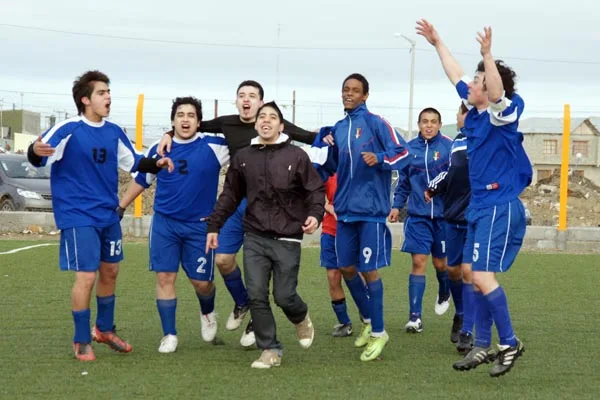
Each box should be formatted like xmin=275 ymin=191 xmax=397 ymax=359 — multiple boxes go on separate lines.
xmin=33 ymin=136 xmax=55 ymax=157
xmin=156 ymin=157 xmax=174 ymax=173
xmin=416 ymin=19 xmax=440 ymax=46
xmin=302 ymin=216 xmax=319 ymax=234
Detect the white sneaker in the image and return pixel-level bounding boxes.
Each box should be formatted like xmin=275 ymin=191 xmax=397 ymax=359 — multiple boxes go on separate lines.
xmin=226 ymin=304 xmax=249 ymax=331
xmin=201 ymin=311 xmax=217 ymax=342
xmin=251 ymin=349 xmax=282 ymax=369
xmin=240 ymin=319 xmax=256 ymax=348
xmin=434 ymin=293 xmax=451 ymax=315
xmin=405 ymin=316 xmax=424 ymax=333
xmin=295 ymin=313 xmax=314 ymax=349
xmin=158 ymin=334 xmax=178 ymax=353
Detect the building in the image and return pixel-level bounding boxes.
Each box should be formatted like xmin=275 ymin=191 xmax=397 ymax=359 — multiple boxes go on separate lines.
xmin=521 ymin=117 xmax=600 ymax=184
xmin=0 ymin=109 xmax=42 ymax=152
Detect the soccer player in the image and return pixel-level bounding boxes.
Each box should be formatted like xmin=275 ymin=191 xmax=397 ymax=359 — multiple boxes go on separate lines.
xmin=119 ymin=97 xmax=229 ymax=353
xmin=311 ymin=73 xmax=410 ymax=362
xmin=27 ymin=70 xmax=173 ymax=361
xmin=388 ymin=107 xmax=453 ymax=334
xmin=206 ymin=101 xmax=324 ymax=369
xmin=417 ymin=20 xmax=532 ymax=377
xmin=425 ymin=103 xmax=475 ymax=352
xmin=157 ymin=81 xmax=316 ymax=347
xmin=320 ymin=174 xmax=354 ymax=337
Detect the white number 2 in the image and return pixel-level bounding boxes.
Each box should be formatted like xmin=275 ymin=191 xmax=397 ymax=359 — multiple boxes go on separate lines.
xmin=109 ymin=240 xmax=122 ymax=256
xmin=362 ymin=247 xmax=372 ymax=264
xmin=473 ymin=243 xmax=480 ymax=262
xmin=196 ymin=257 xmax=207 ymax=273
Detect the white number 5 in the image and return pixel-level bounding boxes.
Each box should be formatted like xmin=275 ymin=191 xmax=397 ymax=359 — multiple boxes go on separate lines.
xmin=473 ymin=243 xmax=480 ymax=262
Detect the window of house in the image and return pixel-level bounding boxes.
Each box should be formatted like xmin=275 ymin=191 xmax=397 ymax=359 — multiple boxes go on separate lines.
xmin=572 ymin=141 xmax=589 ymax=157
xmin=543 ymin=139 xmax=557 ymax=155
xmin=537 ymin=169 xmax=552 ymax=180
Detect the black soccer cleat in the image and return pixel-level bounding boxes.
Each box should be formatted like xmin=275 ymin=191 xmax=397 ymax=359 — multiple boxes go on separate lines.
xmin=456 ymin=332 xmax=474 ymax=354
xmin=489 ymin=339 xmax=525 ymax=378
xmin=450 ymin=315 xmax=463 ymax=343
xmin=453 ymin=346 xmax=496 ymax=371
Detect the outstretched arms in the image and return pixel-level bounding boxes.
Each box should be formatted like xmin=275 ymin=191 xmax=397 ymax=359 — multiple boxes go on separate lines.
xmin=416 ymin=19 xmax=465 ymax=86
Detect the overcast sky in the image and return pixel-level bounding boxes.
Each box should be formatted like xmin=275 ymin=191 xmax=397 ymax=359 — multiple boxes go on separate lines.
xmin=1 ymin=0 xmax=599 ymax=140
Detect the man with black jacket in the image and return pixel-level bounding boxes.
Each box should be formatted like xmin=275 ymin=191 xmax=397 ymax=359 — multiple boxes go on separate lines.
xmin=206 ymin=101 xmax=325 ymax=369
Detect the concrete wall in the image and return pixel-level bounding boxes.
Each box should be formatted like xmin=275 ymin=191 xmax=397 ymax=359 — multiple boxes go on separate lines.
xmin=2 ymin=211 xmax=599 ymax=253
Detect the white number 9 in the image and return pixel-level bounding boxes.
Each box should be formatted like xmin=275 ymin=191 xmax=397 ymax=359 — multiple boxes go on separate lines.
xmin=362 ymin=247 xmax=372 ymax=264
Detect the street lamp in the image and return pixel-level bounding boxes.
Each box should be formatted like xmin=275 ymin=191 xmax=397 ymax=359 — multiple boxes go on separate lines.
xmin=395 ymin=33 xmax=416 ymax=140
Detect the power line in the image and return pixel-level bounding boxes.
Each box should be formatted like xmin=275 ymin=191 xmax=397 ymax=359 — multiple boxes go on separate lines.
xmin=2 ymin=22 xmax=600 ymax=65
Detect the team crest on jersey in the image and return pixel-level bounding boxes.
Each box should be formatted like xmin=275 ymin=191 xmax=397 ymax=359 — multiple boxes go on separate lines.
xmin=433 ymin=151 xmax=440 ymax=161
xmin=355 ymin=128 xmax=362 ymax=139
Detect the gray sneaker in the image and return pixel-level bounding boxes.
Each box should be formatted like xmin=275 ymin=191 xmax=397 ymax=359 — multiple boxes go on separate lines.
xmin=331 ymin=323 xmax=353 ymax=337
xmin=489 ymin=339 xmax=525 ymax=378
xmin=453 ymin=346 xmax=496 ymax=371
xmin=295 ymin=313 xmax=314 ymax=349
xmin=251 ymin=349 xmax=282 ymax=369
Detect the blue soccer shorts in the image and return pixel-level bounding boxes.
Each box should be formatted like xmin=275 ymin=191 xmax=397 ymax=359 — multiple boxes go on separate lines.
xmin=401 ymin=215 xmax=447 ymax=258
xmin=59 ymin=222 xmax=123 ymax=272
xmin=445 ymin=222 xmax=473 ymax=267
xmin=466 ymin=198 xmax=526 ymax=273
xmin=149 ymin=212 xmax=215 ymax=281
xmin=335 ymin=220 xmax=391 ymax=272
xmin=216 ymin=198 xmax=247 ymax=255
xmin=320 ymin=233 xmax=338 ymax=269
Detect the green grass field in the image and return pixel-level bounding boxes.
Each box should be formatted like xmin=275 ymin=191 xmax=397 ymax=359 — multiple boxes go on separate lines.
xmin=1 ymin=240 xmax=599 ymax=399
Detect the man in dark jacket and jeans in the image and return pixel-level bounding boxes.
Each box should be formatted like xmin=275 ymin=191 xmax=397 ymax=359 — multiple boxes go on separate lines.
xmin=206 ymin=101 xmax=325 ymax=369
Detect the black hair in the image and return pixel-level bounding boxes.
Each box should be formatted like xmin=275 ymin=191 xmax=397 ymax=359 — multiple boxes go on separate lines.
xmin=170 ymin=96 xmax=203 ymax=122
xmin=257 ymin=101 xmax=284 ymax=122
xmin=418 ymin=107 xmax=442 ymax=123
xmin=476 ymin=59 xmax=517 ymax=98
xmin=342 ymin=73 xmax=369 ymax=94
xmin=237 ymin=80 xmax=264 ymax=100
xmin=72 ymin=70 xmax=110 ymax=115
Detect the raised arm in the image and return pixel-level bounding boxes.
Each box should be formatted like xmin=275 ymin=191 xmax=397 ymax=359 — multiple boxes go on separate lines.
xmin=283 ymin=118 xmax=317 ymax=145
xmin=476 ymin=26 xmax=504 ymax=104
xmin=416 ymin=19 xmax=465 ymax=85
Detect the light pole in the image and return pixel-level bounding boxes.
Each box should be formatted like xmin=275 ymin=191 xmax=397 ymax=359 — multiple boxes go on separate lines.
xmin=395 ymin=33 xmax=416 ymax=140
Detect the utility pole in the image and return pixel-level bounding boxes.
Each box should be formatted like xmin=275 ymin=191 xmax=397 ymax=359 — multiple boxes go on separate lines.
xmin=0 ymin=98 xmax=4 ymax=140
xmin=395 ymin=33 xmax=416 ymax=139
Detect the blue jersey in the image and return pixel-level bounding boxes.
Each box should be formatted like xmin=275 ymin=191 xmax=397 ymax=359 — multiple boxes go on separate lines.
xmin=34 ymin=116 xmax=144 ymax=229
xmin=392 ymin=132 xmax=452 ymax=219
xmin=309 ymin=103 xmax=410 ymax=223
xmin=428 ymin=131 xmax=471 ymax=223
xmin=456 ymin=79 xmax=532 ymax=208
xmin=136 ymin=133 xmax=229 ymax=222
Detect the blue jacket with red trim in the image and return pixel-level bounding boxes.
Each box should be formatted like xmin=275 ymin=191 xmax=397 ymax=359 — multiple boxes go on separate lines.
xmin=310 ymin=103 xmax=410 ymax=223
xmin=392 ymin=131 xmax=453 ymax=219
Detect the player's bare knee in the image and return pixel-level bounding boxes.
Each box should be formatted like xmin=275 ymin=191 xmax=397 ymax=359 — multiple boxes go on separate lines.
xmin=411 ymin=254 xmax=427 ymax=274
xmin=432 ymin=257 xmax=447 ymax=272
xmin=447 ymin=265 xmax=462 ymax=280
xmin=74 ymin=271 xmax=96 ymax=289
xmin=362 ymin=270 xmax=380 ymax=283
xmin=215 ymin=254 xmax=236 ymax=275
xmin=192 ymin=280 xmax=214 ymax=295
xmin=339 ymin=266 xmax=357 ymax=280
xmin=327 ymin=269 xmax=342 ymax=285
xmin=462 ymin=264 xmax=473 ymax=283
xmin=98 ymin=262 xmax=119 ymax=282
xmin=156 ymin=272 xmax=176 ymax=288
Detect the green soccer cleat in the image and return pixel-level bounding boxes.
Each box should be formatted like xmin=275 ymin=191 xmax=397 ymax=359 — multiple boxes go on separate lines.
xmin=360 ymin=331 xmax=389 ymax=362
xmin=354 ymin=321 xmax=372 ymax=348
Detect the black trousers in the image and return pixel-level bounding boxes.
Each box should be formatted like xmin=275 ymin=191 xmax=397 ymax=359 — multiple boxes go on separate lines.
xmin=243 ymin=232 xmax=308 ymax=350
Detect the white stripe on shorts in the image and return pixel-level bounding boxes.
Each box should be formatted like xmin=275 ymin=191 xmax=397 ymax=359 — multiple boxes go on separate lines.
xmin=73 ymin=228 xmax=79 ymax=271
xmin=486 ymin=206 xmax=497 ymax=271
xmin=499 ymin=202 xmax=512 ymax=272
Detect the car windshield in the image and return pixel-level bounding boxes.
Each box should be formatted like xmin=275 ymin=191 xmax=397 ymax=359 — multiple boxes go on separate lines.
xmin=0 ymin=159 xmax=51 ymax=179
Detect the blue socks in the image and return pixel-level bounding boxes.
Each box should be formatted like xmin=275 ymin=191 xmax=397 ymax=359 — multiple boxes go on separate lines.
xmin=72 ymin=308 xmax=91 ymax=343
xmin=485 ymin=286 xmax=517 ymax=347
xmin=221 ymin=266 xmax=249 ymax=307
xmin=449 ymin=279 xmax=464 ymax=316
xmin=331 ymin=299 xmax=351 ymax=325
xmin=156 ymin=298 xmax=177 ymax=336
xmin=367 ymin=279 xmax=384 ymax=334
xmin=344 ymin=274 xmax=370 ymax=320
xmin=196 ymin=288 xmax=216 ymax=315
xmin=474 ymin=291 xmax=493 ymax=348
xmin=408 ymin=274 xmax=426 ymax=317
xmin=461 ymin=283 xmax=475 ymax=335
xmin=436 ymin=270 xmax=450 ymax=297
xmin=96 ymin=294 xmax=115 ymax=332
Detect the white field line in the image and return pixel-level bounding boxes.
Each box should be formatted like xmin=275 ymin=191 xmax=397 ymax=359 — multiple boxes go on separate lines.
xmin=0 ymin=243 xmax=58 ymax=255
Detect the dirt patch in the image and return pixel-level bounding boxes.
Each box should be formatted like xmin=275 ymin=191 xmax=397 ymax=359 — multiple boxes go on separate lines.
xmin=520 ymin=169 xmax=600 ymax=227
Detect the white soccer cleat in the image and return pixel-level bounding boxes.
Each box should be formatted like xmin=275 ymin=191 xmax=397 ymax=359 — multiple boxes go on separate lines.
xmin=158 ymin=334 xmax=178 ymax=353
xmin=201 ymin=311 xmax=218 ymax=342
xmin=405 ymin=316 xmax=424 ymax=333
xmin=434 ymin=293 xmax=451 ymax=315
xmin=240 ymin=319 xmax=256 ymax=348
xmin=226 ymin=304 xmax=249 ymax=331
